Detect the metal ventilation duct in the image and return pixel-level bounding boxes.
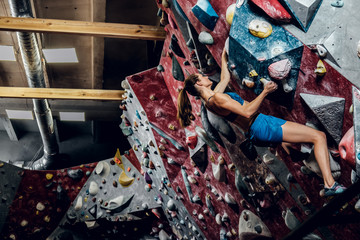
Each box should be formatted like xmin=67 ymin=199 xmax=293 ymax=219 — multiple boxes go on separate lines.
xmin=9 ymin=0 xmax=59 ymax=170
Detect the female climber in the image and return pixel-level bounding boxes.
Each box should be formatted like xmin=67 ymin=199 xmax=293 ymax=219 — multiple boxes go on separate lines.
xmin=177 ymin=48 xmax=346 ymax=197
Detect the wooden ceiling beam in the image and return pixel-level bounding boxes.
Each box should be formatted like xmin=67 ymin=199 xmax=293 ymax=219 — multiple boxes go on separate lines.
xmin=0 ymin=87 xmax=125 ymax=101
xmin=0 ymin=16 xmax=166 ymax=40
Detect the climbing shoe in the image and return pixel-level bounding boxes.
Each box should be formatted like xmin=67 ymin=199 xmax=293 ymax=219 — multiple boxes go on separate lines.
xmin=324 ymin=182 xmax=346 ymax=197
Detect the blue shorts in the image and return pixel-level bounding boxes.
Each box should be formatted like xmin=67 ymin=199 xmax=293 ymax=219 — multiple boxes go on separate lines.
xmin=249 ymin=114 xmax=286 ymax=144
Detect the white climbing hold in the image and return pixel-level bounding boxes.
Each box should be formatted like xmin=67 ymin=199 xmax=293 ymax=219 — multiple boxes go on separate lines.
xmin=89 ymin=181 xmax=99 ymax=195
xmin=316 ymin=45 xmax=327 ymax=58
xmin=215 ymin=213 xmax=222 ymax=225
xmin=212 ymin=163 xmax=226 ymax=182
xmin=167 ymin=199 xmax=177 ymax=211
xmin=262 ymin=153 xmax=274 ymax=164
xmin=198 ymin=31 xmax=214 ymax=45
xmin=74 ymin=196 xmax=83 ymax=210
xmin=224 ymin=192 xmax=237 ymax=205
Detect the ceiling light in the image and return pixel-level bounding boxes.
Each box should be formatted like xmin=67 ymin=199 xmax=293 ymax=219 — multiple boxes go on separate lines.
xmin=0 ymin=45 xmax=16 ymax=61
xmin=6 ymin=110 xmax=34 ymax=120
xmin=42 ymin=48 xmax=79 ymax=63
xmin=59 ymin=112 xmax=85 ymax=121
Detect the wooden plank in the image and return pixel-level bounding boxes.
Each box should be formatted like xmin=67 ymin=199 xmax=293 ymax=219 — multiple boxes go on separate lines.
xmin=0 ymin=87 xmax=125 ymax=100
xmin=0 ymin=16 xmax=166 ymax=40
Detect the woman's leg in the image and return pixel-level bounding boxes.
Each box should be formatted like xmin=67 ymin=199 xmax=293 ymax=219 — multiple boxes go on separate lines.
xmin=281 ymin=121 xmax=335 ymax=188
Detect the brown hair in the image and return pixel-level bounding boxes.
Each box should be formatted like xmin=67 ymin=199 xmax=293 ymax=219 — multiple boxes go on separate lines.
xmin=177 ymin=74 xmax=199 ymax=127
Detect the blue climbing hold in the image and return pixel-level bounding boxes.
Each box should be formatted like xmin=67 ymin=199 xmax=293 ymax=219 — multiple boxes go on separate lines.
xmin=191 ymin=0 xmax=219 ymax=31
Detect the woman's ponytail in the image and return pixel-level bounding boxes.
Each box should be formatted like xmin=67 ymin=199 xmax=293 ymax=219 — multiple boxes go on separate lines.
xmin=177 ymin=74 xmax=199 ymax=128
xmin=177 ymin=88 xmax=194 ymax=127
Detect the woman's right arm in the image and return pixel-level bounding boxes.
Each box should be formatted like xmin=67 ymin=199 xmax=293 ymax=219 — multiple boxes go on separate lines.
xmin=216 ymin=81 xmax=277 ymax=118
xmin=213 ymin=49 xmax=231 ymax=93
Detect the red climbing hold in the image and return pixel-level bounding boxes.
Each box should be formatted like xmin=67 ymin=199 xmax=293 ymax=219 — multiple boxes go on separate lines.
xmin=250 ymin=0 xmax=292 ymax=22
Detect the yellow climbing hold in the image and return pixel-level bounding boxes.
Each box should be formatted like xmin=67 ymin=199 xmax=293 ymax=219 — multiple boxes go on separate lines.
xmin=114 ymin=148 xmax=125 ymax=170
xmin=314 ymin=60 xmax=326 ymax=76
xmin=44 ymin=215 xmax=50 ymax=223
xmin=46 ymin=173 xmax=53 ymax=180
xmin=226 ymin=4 xmax=236 ymax=25
xmin=249 ymin=70 xmax=258 ymax=78
xmin=249 ymin=19 xmax=272 ymax=38
xmin=119 ymin=170 xmax=135 ymax=187
xmin=0 ymin=163 xmax=4 ymax=168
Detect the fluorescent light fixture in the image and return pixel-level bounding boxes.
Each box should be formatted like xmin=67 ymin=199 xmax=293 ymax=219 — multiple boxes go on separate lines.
xmin=43 ymin=48 xmax=79 ymax=63
xmin=6 ymin=110 xmax=34 ymax=120
xmin=0 ymin=45 xmax=16 ymax=61
xmin=59 ymin=112 xmax=85 ymax=121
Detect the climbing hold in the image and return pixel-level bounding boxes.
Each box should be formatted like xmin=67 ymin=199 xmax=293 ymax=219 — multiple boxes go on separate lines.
xmin=215 ymin=213 xmax=222 ymax=225
xmin=67 ymin=169 xmax=84 ymax=181
xmin=186 ymin=134 xmax=198 ymax=149
xmin=212 ymin=163 xmax=226 ymax=182
xmin=100 ymin=194 xmax=134 ymax=211
xmin=192 ymin=195 xmax=202 ymax=204
xmin=144 ymin=172 xmax=152 ymax=184
xmin=119 ymin=171 xmax=135 ymax=187
xmin=357 ymin=40 xmax=360 ymax=58
xmin=170 ymin=34 xmax=185 ymax=58
xmin=20 ymin=220 xmax=28 ymax=227
xmin=239 ymin=210 xmax=272 ymax=237
xmin=167 ymin=158 xmax=177 ymax=165
xmin=262 ymin=154 xmax=274 ymax=164
xmin=338 ymin=126 xmax=355 ymax=169
xmin=195 ymin=126 xmax=219 ymax=153
xmin=249 ymin=20 xmax=272 ymax=38
xmin=89 ymin=181 xmax=99 ymax=195
xmin=331 ymin=0 xmax=344 ymax=7
xmin=36 ymin=202 xmax=45 ymax=211
xmin=268 ymin=59 xmax=292 ymax=80
xmin=191 ymin=0 xmax=219 ymax=31
xmin=224 ymin=192 xmax=237 ymax=205
xmin=265 ymin=173 xmax=276 ymax=185
xmin=187 ymin=175 xmax=197 ymax=184
xmin=95 ymin=161 xmax=110 ymax=178
xmin=249 ymin=70 xmax=258 ymax=78
xmin=314 ymin=60 xmax=326 ymax=77
xmin=222 ymin=212 xmax=229 ymax=222
xmin=250 ymin=0 xmax=292 ymax=22
xmin=206 ymin=194 xmax=216 ymax=216
xmin=161 ymin=0 xmax=169 ymax=8
xmin=316 ymin=45 xmax=327 ymax=58
xmin=121 ymin=80 xmax=130 ymax=89
xmin=198 ymin=31 xmax=214 ymax=45
xmin=168 ymin=123 xmax=175 ymax=130
xmin=242 ymin=78 xmax=255 ymax=88
xmin=167 ymin=199 xmax=177 ymax=211
xmin=172 ymin=55 xmax=185 ymax=81
xmin=46 ymin=173 xmax=53 ymax=180
xmin=283 ymin=208 xmax=300 ymax=230
xmin=226 ymin=4 xmax=236 ymax=25
xmin=260 ymin=78 xmax=271 ymax=87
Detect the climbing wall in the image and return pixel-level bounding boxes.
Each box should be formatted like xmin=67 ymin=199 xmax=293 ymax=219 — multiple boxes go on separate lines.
xmin=2 ymin=0 xmax=360 ymax=240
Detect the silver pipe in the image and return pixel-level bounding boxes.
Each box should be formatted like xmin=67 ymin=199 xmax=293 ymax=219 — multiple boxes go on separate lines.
xmin=9 ymin=0 xmax=59 ymax=169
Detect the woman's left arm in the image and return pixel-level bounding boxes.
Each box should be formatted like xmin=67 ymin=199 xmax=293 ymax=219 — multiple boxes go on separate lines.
xmin=214 ymin=49 xmax=231 ymax=93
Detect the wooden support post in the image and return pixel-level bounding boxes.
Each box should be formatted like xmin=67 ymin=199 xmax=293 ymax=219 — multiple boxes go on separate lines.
xmin=0 ymin=16 xmax=166 ymax=40
xmin=0 ymin=116 xmax=19 ymax=141
xmin=0 ymin=87 xmax=125 ymax=100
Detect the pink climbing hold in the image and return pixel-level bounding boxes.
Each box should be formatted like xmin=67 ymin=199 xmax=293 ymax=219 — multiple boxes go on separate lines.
xmin=268 ymin=59 xmax=292 ymax=80
xmin=339 ymin=126 xmax=355 ymax=169
xmin=250 ymin=0 xmax=292 ymax=22
xmin=186 ymin=135 xmax=198 ymax=149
